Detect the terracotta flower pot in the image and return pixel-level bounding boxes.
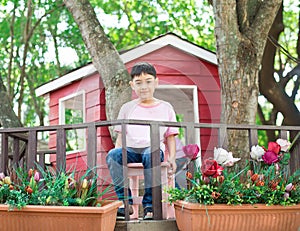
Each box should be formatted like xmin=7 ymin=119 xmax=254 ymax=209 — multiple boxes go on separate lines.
xmin=174 ymin=200 xmax=300 ymax=231
xmin=0 ymin=200 xmax=122 ymax=231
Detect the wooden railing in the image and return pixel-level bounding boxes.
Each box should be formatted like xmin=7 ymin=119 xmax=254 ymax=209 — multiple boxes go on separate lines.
xmin=0 ymin=120 xmax=299 ymax=220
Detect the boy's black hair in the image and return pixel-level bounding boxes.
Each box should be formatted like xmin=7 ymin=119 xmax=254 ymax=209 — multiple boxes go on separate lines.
xmin=130 ymin=62 xmax=156 ymax=78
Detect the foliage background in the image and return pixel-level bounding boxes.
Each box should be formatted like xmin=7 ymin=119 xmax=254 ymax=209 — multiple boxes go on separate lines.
xmin=0 ymin=0 xmax=298 ymax=128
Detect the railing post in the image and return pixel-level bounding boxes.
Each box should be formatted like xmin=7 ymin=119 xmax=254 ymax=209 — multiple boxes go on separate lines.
xmin=0 ymin=133 xmax=8 ymax=174
xmin=87 ymin=123 xmax=97 ymax=172
xmin=121 ymin=123 xmax=130 ymax=221
xmin=27 ymin=130 xmax=37 ymax=170
xmin=280 ymin=130 xmax=288 ymax=140
xmin=12 ymin=138 xmax=20 ymax=167
xmin=186 ymin=123 xmax=196 ymax=180
xmin=56 ymin=128 xmax=66 ymax=173
xmin=150 ymin=123 xmax=163 ymax=220
xmin=218 ymin=124 xmax=228 ymax=149
xmin=249 ymin=129 xmax=258 ymax=148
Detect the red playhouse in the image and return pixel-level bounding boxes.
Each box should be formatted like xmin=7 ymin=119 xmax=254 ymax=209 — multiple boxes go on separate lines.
xmin=35 ymin=32 xmax=221 ymax=190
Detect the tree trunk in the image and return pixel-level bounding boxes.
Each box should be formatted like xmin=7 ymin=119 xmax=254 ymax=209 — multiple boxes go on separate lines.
xmin=212 ymin=0 xmax=282 ymax=167
xmin=260 ymin=4 xmax=300 ymax=126
xmin=63 ymin=0 xmax=131 ymax=130
xmin=0 ymin=76 xmax=22 ymax=128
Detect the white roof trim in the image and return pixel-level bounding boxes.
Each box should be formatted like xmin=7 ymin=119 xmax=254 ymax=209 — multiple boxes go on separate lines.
xmin=36 ymin=64 xmax=97 ymax=97
xmin=121 ymin=34 xmax=217 ymax=65
xmin=35 ymin=34 xmax=217 ymax=97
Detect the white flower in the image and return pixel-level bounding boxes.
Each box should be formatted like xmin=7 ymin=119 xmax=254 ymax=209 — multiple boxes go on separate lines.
xmin=276 ymin=139 xmax=291 ymax=152
xmin=214 ymin=147 xmax=240 ymax=166
xmin=214 ymin=147 xmax=228 ymax=164
xmin=250 ymin=145 xmax=265 ymax=161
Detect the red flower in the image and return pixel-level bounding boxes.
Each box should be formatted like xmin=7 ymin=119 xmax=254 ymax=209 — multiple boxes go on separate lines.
xmin=267 ymin=142 xmax=281 ymax=154
xmin=255 ymin=180 xmax=265 ymax=186
xmin=186 ymin=171 xmax=193 ymax=180
xmin=251 ymin=174 xmax=258 ymax=182
xmin=201 ymin=159 xmax=224 ymax=178
xmin=269 ymin=180 xmax=279 ymax=191
xmin=212 ymin=191 xmax=221 ymax=199
xmin=26 ymin=186 xmax=33 ymax=194
xmin=28 ymin=169 xmax=34 ymax=178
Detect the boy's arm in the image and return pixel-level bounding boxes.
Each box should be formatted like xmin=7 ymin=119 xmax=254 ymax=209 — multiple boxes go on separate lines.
xmin=166 ymin=134 xmax=177 ymax=176
xmin=115 ymin=133 xmax=122 ymax=148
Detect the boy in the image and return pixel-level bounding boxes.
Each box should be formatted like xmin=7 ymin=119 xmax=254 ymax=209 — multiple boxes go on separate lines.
xmin=106 ymin=62 xmax=178 ymax=220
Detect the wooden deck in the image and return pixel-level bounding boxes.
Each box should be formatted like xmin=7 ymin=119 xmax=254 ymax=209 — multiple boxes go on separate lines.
xmin=0 ymin=119 xmax=299 ymax=223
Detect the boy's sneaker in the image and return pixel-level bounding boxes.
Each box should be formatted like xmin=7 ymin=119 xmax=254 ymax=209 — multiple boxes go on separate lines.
xmin=143 ymin=207 xmax=153 ymax=220
xmin=116 ymin=205 xmax=133 ymax=220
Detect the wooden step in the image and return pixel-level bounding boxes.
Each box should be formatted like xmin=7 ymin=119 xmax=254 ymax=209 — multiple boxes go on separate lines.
xmin=115 ymin=219 xmax=178 ymax=231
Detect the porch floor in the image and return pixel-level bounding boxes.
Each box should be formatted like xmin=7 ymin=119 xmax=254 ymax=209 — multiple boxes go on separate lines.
xmin=115 ymin=219 xmax=178 ymax=231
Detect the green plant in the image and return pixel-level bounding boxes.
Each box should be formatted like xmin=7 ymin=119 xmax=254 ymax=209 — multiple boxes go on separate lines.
xmin=0 ymin=165 xmax=113 ymax=210
xmin=166 ymin=139 xmax=300 ymax=206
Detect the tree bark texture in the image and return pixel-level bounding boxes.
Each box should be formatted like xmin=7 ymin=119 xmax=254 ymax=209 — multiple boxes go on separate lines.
xmin=63 ymin=0 xmax=131 ymax=126
xmin=212 ymin=0 xmax=282 ymax=166
xmin=0 ymin=77 xmax=22 ymax=128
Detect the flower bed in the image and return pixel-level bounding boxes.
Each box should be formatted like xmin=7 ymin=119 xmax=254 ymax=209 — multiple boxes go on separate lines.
xmin=167 ymin=139 xmax=300 ymax=206
xmin=167 ymin=139 xmax=300 ymax=230
xmin=0 ymin=165 xmax=121 ymax=230
xmin=173 ymin=200 xmax=300 ymax=231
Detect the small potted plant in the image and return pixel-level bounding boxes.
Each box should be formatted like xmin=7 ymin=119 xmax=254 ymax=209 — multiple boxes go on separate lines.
xmin=0 ymin=165 xmax=122 ymax=231
xmin=167 ymin=139 xmax=300 ymax=231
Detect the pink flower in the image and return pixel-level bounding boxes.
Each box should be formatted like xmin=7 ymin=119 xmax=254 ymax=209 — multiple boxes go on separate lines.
xmin=285 ymin=183 xmax=293 ymax=192
xmin=0 ymin=172 xmax=5 ymax=181
xmin=182 ymin=144 xmax=200 ymax=160
xmin=34 ymin=171 xmax=40 ymax=182
xmin=283 ymin=192 xmax=290 ymax=199
xmin=276 ymin=139 xmax=291 ymax=152
xmin=262 ymin=151 xmax=279 ymax=165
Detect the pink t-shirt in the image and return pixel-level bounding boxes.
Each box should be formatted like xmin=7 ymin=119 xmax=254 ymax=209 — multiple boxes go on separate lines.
xmin=115 ymin=99 xmax=178 ymax=151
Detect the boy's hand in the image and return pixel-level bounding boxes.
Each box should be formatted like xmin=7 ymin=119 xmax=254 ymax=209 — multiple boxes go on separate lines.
xmin=167 ymin=159 xmax=177 ymax=178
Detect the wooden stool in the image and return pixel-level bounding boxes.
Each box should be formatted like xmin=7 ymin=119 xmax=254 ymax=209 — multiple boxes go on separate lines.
xmin=127 ymin=162 xmax=175 ymax=219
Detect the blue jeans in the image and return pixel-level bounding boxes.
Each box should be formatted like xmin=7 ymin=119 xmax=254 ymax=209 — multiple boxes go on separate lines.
xmin=175 ymin=157 xmax=189 ymax=189
xmin=106 ymin=147 xmax=164 ymax=208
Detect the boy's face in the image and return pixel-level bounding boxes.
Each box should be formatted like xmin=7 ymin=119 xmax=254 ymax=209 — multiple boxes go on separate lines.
xmin=130 ymin=73 xmax=158 ymax=101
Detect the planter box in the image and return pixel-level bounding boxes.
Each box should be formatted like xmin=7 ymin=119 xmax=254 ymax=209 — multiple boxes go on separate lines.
xmin=174 ymin=200 xmax=300 ymax=231
xmin=0 ymin=200 xmax=122 ymax=231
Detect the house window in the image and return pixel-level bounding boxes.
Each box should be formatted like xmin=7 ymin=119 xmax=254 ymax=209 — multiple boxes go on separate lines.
xmin=59 ymin=91 xmax=86 ymax=153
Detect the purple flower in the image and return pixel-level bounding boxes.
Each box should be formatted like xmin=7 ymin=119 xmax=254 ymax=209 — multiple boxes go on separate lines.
xmin=262 ymin=151 xmax=279 ymax=165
